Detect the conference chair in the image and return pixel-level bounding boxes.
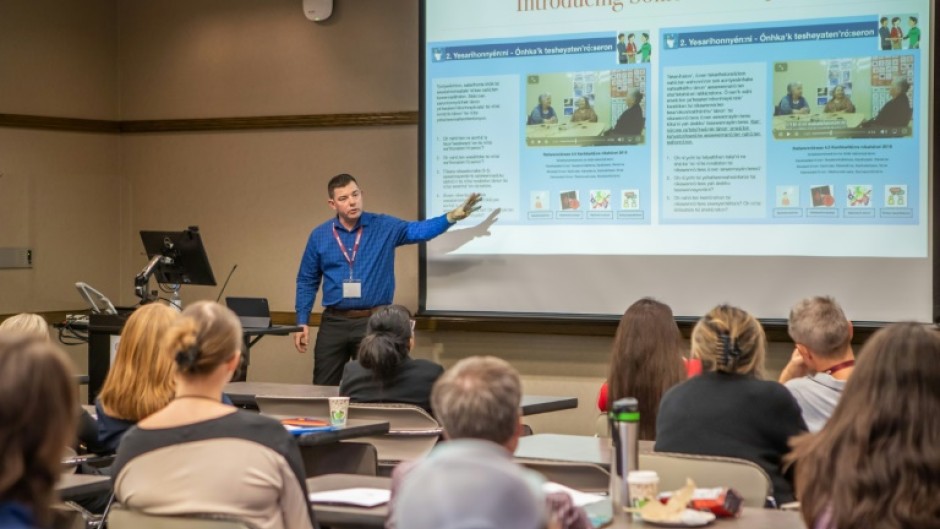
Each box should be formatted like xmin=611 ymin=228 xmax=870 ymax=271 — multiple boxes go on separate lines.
xmin=108 ymin=507 xmax=253 ymax=529
xmin=519 ymin=459 xmax=610 ymax=493
xmin=346 ymin=403 xmax=443 ymax=471
xmin=639 ymin=452 xmax=773 ymax=508
xmin=254 ymin=395 xmax=330 ymax=417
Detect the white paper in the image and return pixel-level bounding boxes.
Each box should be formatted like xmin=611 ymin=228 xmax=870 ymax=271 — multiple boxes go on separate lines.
xmin=542 ymin=482 xmax=605 ymax=507
xmin=308 ymin=488 xmax=390 ymax=507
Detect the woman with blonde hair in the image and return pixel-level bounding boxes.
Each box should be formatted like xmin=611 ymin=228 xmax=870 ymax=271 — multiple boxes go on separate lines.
xmin=655 ymin=304 xmax=807 ymax=505
xmin=111 ymin=301 xmax=315 ymax=529
xmin=0 ymin=313 xmax=50 ymax=339
xmin=96 ymin=303 xmax=179 ymax=453
xmin=788 ymin=322 xmax=940 ymax=529
xmin=0 ymin=336 xmax=77 ymax=529
xmin=596 ymin=298 xmax=690 ymax=440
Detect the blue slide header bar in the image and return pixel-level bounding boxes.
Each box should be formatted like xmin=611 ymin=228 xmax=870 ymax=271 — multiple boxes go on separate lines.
xmin=431 ymin=37 xmax=615 ymax=62
xmin=665 ymin=21 xmax=877 ymax=50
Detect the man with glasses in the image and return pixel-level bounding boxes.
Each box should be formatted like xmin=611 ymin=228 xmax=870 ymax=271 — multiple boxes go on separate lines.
xmin=294 ymin=173 xmax=481 ymax=385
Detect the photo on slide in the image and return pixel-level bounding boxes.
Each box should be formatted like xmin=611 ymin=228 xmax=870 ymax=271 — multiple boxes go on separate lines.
xmin=878 ymin=14 xmax=922 ymax=51
xmin=559 ymin=190 xmax=580 ymax=210
xmin=615 ymin=31 xmax=652 ymax=64
xmin=846 ymin=184 xmax=873 ymax=207
xmin=772 ymin=56 xmax=913 ymax=140
xmin=525 ymin=69 xmax=647 ymax=147
xmin=885 ymin=185 xmax=908 ymax=207
xmin=811 ymin=185 xmax=836 ymax=208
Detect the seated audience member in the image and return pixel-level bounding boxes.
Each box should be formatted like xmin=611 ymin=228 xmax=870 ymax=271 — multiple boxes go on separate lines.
xmin=111 ymin=301 xmax=315 ymax=529
xmin=609 ymin=89 xmax=645 ymax=135
xmin=788 ymin=322 xmax=940 ymax=529
xmin=779 ymin=296 xmax=854 ymax=432
xmin=388 ymin=356 xmax=591 ymax=529
xmin=395 ymin=441 xmax=548 ymax=529
xmin=570 ymin=96 xmax=598 ymax=123
xmin=860 ymin=78 xmax=912 ymax=128
xmin=0 ymin=336 xmax=77 ymax=529
xmin=823 ymin=85 xmax=855 ymax=113
xmin=96 ymin=303 xmax=179 ymax=453
xmin=0 ymin=313 xmax=50 ymax=338
xmin=655 ymin=304 xmax=807 ymax=505
xmin=596 ymin=299 xmax=689 ymax=440
xmin=527 ymin=93 xmax=558 ymax=125
xmin=776 ymin=82 xmax=810 ymax=115
xmin=0 ymin=313 xmax=103 ymax=454
xmin=339 ymin=305 xmax=443 ymax=413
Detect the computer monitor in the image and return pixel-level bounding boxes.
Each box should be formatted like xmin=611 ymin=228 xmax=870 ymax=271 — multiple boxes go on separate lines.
xmin=139 ymin=226 xmax=216 ymax=287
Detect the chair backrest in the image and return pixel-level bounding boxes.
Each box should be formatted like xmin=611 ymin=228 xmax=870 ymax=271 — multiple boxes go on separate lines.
xmin=519 ymin=460 xmax=610 ymax=493
xmin=348 ymin=403 xmax=443 ymax=464
xmin=108 ymin=507 xmax=253 ymax=529
xmin=255 ymin=395 xmax=329 ymax=417
xmin=639 ymin=452 xmax=773 ymax=508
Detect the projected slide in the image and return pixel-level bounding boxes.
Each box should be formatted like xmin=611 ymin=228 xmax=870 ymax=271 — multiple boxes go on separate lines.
xmin=424 ymin=1 xmax=928 ymax=254
xmin=422 ymin=0 xmax=932 ymax=321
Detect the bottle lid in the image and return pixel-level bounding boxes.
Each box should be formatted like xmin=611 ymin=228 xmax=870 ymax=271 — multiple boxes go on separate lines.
xmin=610 ymin=397 xmax=640 ymax=422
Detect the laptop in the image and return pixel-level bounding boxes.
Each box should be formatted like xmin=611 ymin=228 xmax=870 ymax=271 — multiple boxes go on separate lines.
xmin=226 ymin=297 xmax=272 ymax=329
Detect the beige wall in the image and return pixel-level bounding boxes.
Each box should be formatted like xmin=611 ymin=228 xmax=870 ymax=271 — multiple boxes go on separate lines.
xmin=0 ymin=0 xmax=797 ymax=436
xmin=0 ymin=0 xmax=121 ymax=380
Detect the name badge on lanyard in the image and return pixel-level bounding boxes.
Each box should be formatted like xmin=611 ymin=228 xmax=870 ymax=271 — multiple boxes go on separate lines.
xmin=333 ymin=224 xmax=363 ymax=299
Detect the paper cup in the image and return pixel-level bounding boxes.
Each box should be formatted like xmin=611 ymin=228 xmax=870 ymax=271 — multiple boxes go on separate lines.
xmin=627 ymin=470 xmax=660 ymax=514
xmin=328 ymin=397 xmax=350 ymax=426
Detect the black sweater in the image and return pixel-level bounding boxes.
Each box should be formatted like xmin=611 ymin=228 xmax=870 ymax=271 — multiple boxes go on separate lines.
xmin=654 ymin=372 xmax=807 ymax=505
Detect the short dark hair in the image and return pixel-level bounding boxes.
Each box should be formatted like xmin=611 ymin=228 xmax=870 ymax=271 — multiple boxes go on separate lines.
xmin=627 ymin=33 xmax=635 ymax=39
xmin=910 ymin=16 xmax=918 ymax=24
xmin=880 ymin=16 xmax=887 ymax=23
xmin=328 ymin=174 xmax=359 ymax=198
xmin=642 ymin=33 xmax=649 ymax=39
xmin=892 ymin=16 xmax=900 ymax=23
xmin=618 ymin=33 xmax=624 ymax=39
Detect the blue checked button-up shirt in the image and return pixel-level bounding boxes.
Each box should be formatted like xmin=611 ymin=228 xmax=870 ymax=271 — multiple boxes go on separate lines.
xmin=295 ymin=212 xmax=452 ymax=324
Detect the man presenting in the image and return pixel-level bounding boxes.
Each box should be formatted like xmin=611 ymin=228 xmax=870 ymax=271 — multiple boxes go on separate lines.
xmin=294 ymin=173 xmax=481 ymax=385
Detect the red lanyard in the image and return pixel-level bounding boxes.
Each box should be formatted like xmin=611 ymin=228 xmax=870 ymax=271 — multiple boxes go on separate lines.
xmin=824 ymin=359 xmax=855 ymax=376
xmin=332 ymin=224 xmax=363 ymax=274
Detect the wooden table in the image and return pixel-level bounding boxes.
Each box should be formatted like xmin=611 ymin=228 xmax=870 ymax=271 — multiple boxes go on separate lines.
xmin=56 ymin=474 xmax=110 ymax=501
xmin=290 ymin=419 xmax=390 ymax=447
xmin=227 ymin=381 xmax=578 ymax=416
xmin=307 ymin=473 xmax=390 ymax=528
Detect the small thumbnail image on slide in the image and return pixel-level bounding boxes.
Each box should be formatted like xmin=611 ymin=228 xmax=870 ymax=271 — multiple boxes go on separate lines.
xmin=589 ymin=190 xmax=612 ymax=210
xmin=771 ymin=56 xmax=913 ymax=140
xmin=885 ymin=185 xmax=907 ymax=207
xmin=530 ymin=191 xmax=550 ymax=210
xmin=524 ymin=70 xmax=647 ymax=147
xmin=776 ymin=186 xmax=799 ymax=208
xmin=810 ymin=185 xmax=835 ymax=207
xmin=615 ymin=31 xmax=652 ymax=64
xmin=878 ymin=14 xmax=921 ymax=51
xmin=621 ymin=189 xmax=640 ymax=209
xmin=846 ymin=185 xmax=873 ymax=207
xmin=560 ymin=190 xmax=581 ymax=210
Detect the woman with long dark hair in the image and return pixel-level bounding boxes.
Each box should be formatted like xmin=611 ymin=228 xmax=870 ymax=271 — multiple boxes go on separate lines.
xmin=599 ymin=298 xmax=688 ymax=440
xmin=340 ymin=305 xmax=444 ymax=413
xmin=788 ymin=322 xmax=940 ymax=529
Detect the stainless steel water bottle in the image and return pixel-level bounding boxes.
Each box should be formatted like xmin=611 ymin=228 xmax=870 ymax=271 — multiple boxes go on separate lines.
xmin=608 ymin=397 xmax=640 ymax=514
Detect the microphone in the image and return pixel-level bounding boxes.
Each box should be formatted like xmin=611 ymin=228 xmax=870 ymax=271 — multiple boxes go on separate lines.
xmin=215 ymin=264 xmax=238 ymax=303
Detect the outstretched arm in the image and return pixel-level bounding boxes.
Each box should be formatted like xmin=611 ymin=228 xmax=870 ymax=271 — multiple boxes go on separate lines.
xmin=398 ymin=193 xmax=483 ymax=245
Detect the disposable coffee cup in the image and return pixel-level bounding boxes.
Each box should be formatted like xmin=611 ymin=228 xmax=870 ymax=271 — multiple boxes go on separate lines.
xmin=627 ymin=470 xmax=660 ymax=517
xmin=328 ymin=397 xmax=350 ymax=427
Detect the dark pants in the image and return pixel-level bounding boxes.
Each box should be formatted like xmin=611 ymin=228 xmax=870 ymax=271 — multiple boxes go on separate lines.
xmin=313 ymin=311 xmax=369 ymax=385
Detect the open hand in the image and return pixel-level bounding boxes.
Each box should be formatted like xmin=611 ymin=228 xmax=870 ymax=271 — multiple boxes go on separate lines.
xmin=447 ymin=193 xmax=483 ymax=222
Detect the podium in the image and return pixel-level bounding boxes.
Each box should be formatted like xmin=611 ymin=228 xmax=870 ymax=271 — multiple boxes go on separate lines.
xmin=88 ymin=312 xmax=132 ymax=405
